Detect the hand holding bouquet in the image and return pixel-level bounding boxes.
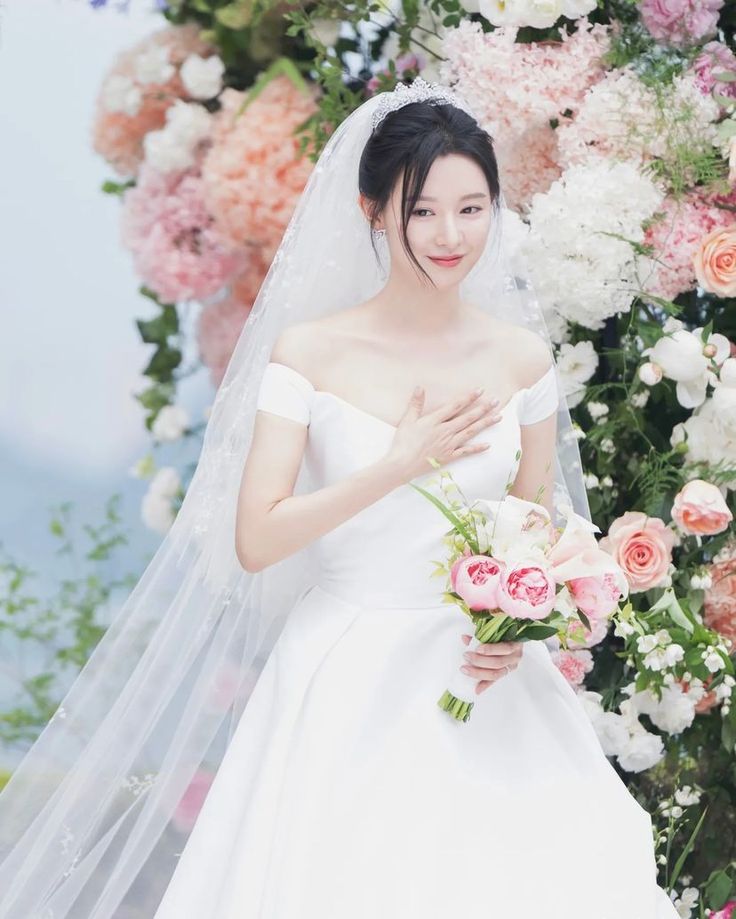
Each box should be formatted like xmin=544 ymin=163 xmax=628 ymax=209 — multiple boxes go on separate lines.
xmin=412 ymin=471 xmax=629 ymax=723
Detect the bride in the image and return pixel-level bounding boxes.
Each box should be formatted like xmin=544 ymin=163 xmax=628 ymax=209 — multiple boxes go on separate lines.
xmin=0 ymin=78 xmax=679 ymax=918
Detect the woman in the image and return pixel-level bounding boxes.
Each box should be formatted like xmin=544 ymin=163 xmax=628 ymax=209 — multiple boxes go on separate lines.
xmin=0 ymin=79 xmax=678 ymax=918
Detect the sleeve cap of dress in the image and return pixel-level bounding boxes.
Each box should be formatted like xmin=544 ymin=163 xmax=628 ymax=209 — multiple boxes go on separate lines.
xmin=255 ymin=362 xmax=313 ymax=427
xmin=519 ymin=364 xmax=558 ymax=426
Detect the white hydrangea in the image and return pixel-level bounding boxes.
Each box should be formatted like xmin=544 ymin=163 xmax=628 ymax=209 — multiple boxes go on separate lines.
xmin=134 ymin=43 xmax=175 ymax=85
xmin=180 ymin=53 xmax=225 ymax=101
xmin=152 ymin=405 xmax=190 ymax=443
xmin=520 ymin=160 xmax=664 ymax=331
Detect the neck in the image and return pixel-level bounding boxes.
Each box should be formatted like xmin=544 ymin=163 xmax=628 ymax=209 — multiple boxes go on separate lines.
xmin=372 ymin=272 xmax=466 ymax=336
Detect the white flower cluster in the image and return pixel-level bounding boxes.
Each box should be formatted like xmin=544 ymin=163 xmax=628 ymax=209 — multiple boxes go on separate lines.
xmin=587 ymin=401 xmax=609 ymax=422
xmin=669 ymin=884 xmax=699 ymax=919
xmin=152 ymin=404 xmax=190 ymax=443
xmin=637 ymin=630 xmax=685 ymax=672
xmin=180 ymin=53 xmax=225 ymax=100
xmin=477 ymin=0 xmax=597 ymax=29
xmin=583 ymin=472 xmax=615 ymax=491
xmin=576 ymin=689 xmax=665 ymax=772
xmin=521 ymin=160 xmax=664 ymax=331
xmin=143 ymin=99 xmax=212 ymax=174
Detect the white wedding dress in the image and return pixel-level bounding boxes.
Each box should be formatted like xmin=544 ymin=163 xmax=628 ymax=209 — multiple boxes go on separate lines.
xmin=153 ymin=360 xmax=679 ymax=919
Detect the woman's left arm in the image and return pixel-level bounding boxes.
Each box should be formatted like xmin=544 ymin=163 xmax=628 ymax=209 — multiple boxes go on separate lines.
xmin=509 ymin=413 xmax=557 ymax=518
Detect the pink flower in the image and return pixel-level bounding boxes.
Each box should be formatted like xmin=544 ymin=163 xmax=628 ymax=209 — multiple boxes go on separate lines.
xmin=692 ymin=41 xmax=736 ymax=106
xmin=451 ymin=555 xmax=505 ymax=611
xmin=120 ymin=162 xmax=247 ymax=303
xmin=498 ymin=561 xmax=557 ymax=620
xmin=598 ymin=512 xmax=676 ymax=593
xmin=710 ymin=901 xmax=736 ymax=919
xmin=551 ymin=648 xmax=594 ymax=686
xmin=568 ymin=571 xmax=623 ymax=619
xmin=172 ymin=768 xmax=216 ymax=833
xmin=564 ymin=613 xmax=610 ymax=649
xmin=672 ymin=479 xmax=733 ymax=536
xmin=704 ymin=540 xmax=736 ymax=650
xmin=639 ymin=0 xmax=723 ymax=48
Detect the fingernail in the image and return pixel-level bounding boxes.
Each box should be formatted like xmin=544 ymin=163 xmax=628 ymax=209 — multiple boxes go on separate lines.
xmin=460 ymin=665 xmax=471 ymax=674
xmin=462 ymin=652 xmax=471 ymax=661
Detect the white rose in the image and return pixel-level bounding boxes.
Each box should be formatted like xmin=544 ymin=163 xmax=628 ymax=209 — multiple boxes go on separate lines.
xmin=180 ymin=53 xmax=225 ymax=101
xmin=134 ymin=44 xmax=175 ymax=85
xmin=152 ymin=405 xmax=190 ymax=443
xmin=101 ymin=74 xmax=142 ymax=116
xmin=617 ymin=728 xmax=665 ymax=773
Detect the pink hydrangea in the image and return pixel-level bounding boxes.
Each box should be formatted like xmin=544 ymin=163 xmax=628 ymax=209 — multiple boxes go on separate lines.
xmin=692 ymin=41 xmax=736 ymax=107
xmin=439 ymin=18 xmax=611 ymax=211
xmin=201 ymin=76 xmax=319 ymax=259
xmin=551 ymin=648 xmax=594 ymax=686
xmin=640 ymin=0 xmax=723 ymax=49
xmin=172 ymin=768 xmax=215 ymax=833
xmin=643 ymin=189 xmax=735 ymax=300
xmin=196 ymin=249 xmax=270 ymax=386
xmin=120 ymin=162 xmax=247 ymax=303
xmin=704 ymin=539 xmax=736 ymax=651
xmin=92 ymin=24 xmax=214 ymax=178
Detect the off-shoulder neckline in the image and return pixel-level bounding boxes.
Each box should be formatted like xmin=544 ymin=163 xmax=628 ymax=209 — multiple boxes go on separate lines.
xmin=265 ymin=361 xmax=555 ymax=432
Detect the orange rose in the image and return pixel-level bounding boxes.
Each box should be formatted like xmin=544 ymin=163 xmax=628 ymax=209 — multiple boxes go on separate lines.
xmin=598 ymin=511 xmax=676 ymax=593
xmin=672 ymin=479 xmax=733 ymax=536
xmin=694 ymin=225 xmax=736 ymax=297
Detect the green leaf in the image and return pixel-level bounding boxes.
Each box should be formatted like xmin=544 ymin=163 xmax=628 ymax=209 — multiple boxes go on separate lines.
xmin=705 ymin=868 xmax=733 ymax=910
xmin=409 ymin=482 xmax=479 ymax=553
xmin=668 ymin=806 xmax=708 ymax=891
xmin=215 ymin=0 xmax=255 ymax=30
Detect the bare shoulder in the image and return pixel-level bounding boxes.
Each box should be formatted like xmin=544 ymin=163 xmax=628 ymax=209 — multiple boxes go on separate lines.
xmin=269 ymin=318 xmax=336 ymax=379
xmin=469 ymin=309 xmax=553 ymax=386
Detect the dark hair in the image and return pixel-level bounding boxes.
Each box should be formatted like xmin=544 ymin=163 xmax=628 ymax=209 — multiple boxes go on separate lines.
xmin=358 ymin=100 xmax=501 ymax=285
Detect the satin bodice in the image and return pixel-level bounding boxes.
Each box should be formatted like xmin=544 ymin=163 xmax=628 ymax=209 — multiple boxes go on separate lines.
xmin=255 ymin=361 xmax=558 ymax=608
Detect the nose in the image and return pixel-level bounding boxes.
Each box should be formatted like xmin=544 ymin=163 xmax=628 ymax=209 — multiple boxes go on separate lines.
xmin=437 ymin=213 xmax=462 ymax=250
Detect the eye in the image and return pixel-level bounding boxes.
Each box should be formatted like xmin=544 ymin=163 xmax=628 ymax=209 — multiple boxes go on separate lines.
xmin=462 ymin=205 xmax=482 ymax=214
xmin=412 ymin=208 xmax=433 ymax=217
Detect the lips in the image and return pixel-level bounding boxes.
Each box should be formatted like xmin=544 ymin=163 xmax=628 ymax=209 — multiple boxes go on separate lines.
xmin=429 ymin=255 xmax=464 ymax=267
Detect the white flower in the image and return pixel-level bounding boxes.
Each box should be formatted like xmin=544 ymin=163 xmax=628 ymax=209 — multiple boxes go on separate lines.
xmin=670 ymin=396 xmax=736 ymax=492
xmin=165 ymin=99 xmax=212 ymax=146
xmin=478 ymin=0 xmax=595 ymax=29
xmin=150 ymin=466 xmax=181 ymax=498
xmin=584 ymin=472 xmax=600 ymax=489
xmin=141 ymin=491 xmax=175 ymax=534
xmin=134 ymin=44 xmax=175 ymax=85
xmin=617 ymin=727 xmax=665 ymax=773
xmin=674 ymin=785 xmax=701 ymax=806
xmin=101 ymin=74 xmax=142 ymax=116
xmin=308 ymin=17 xmax=341 ymax=47
xmin=180 ymin=53 xmax=225 ymax=100
xmin=600 ymin=437 xmax=615 ymax=454
xmin=587 ymin=400 xmax=609 ymax=421
xmin=601 ymin=475 xmax=613 ymax=488
xmin=143 ymin=129 xmax=197 ymax=173
xmin=637 ymin=634 xmax=658 ymax=654
xmin=690 ymin=572 xmax=713 ymax=590
xmin=143 ymin=100 xmax=212 ymax=173
xmin=641 ymin=328 xmax=711 ymax=408
xmin=555 ymin=340 xmax=599 ymax=408
xmin=672 ymin=885 xmax=699 ymax=918
xmin=128 ymin=454 xmax=156 ymax=479
xmin=614 ymin=618 xmax=635 ymax=638
xmin=647 ymin=684 xmax=696 ymax=734
xmin=639 ymin=361 xmax=663 ymax=387
xmin=654 ymin=629 xmax=672 ymax=646
xmin=703 ymin=649 xmax=725 ymax=673
xmin=152 ymin=405 xmax=189 ymax=443
xmin=631 ymin=390 xmax=650 ymax=408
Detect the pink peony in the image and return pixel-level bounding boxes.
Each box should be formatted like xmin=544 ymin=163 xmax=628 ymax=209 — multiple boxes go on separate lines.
xmin=564 ymin=613 xmax=610 ymax=649
xmin=551 ymin=648 xmax=594 ymax=686
xmin=598 ymin=512 xmax=676 ymax=593
xmin=497 ymin=561 xmax=557 ymax=620
xmin=692 ymin=41 xmax=736 ymax=106
xmin=120 ymin=162 xmax=247 ymax=303
xmin=672 ymin=479 xmax=733 ymax=536
xmin=704 ymin=540 xmax=736 ymax=649
xmin=568 ymin=571 xmax=623 ymax=619
xmin=172 ymin=768 xmax=216 ymax=833
xmin=451 ymin=555 xmax=506 ymax=611
xmin=201 ymin=76 xmax=320 ymax=260
xmin=92 ymin=24 xmax=215 ymax=178
xmin=639 ymin=0 xmax=723 ymax=49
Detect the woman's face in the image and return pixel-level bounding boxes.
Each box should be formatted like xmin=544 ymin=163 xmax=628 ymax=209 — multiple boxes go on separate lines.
xmin=362 ymin=152 xmax=494 ymax=289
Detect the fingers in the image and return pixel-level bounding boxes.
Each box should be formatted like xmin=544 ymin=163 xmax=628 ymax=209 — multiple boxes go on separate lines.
xmin=431 ymin=389 xmax=486 ymax=425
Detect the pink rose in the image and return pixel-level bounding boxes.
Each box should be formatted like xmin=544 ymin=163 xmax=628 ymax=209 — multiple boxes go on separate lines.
xmin=598 ymin=512 xmax=676 ymax=593
xmin=568 ymin=571 xmax=623 ymax=619
xmin=672 ymin=478 xmax=733 ymax=536
xmin=498 ymin=561 xmax=557 ymax=620
xmin=694 ymin=225 xmax=736 ymax=297
xmin=451 ymin=555 xmax=505 ymax=611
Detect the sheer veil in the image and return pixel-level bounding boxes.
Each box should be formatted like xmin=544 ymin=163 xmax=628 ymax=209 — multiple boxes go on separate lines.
xmin=0 ymin=78 xmax=590 ymax=917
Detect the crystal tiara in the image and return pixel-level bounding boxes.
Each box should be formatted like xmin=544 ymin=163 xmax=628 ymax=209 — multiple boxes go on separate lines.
xmin=369 ymin=76 xmax=476 ymax=132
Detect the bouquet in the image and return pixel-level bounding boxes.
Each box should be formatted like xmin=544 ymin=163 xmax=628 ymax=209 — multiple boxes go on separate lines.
xmin=412 ymin=470 xmax=629 ymax=723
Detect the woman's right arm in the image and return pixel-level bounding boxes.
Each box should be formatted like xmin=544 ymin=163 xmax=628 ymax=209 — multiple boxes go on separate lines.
xmin=235 ymin=412 xmax=410 ymax=573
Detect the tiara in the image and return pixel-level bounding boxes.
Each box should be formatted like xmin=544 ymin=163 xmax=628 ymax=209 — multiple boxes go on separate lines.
xmin=369 ymin=76 xmax=475 ymax=132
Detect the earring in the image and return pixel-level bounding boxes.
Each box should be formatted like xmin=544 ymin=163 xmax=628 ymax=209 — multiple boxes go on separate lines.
xmin=372 ymin=227 xmax=386 ymax=240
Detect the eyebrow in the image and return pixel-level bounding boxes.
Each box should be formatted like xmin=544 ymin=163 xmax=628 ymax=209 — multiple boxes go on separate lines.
xmin=416 ymin=193 xmax=489 ymax=201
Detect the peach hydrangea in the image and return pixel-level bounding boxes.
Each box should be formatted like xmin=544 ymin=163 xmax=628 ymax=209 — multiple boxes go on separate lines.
xmin=201 ymin=76 xmax=320 ymax=260
xmin=92 ymin=23 xmax=215 ymax=178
